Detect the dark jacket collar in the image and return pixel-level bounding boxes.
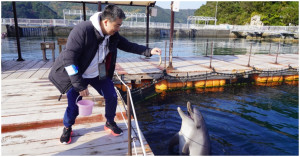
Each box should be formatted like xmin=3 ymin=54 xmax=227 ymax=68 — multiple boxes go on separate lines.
xmin=94 ymin=28 xmax=104 ymax=44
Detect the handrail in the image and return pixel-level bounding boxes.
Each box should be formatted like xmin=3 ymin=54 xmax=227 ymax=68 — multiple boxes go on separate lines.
xmin=115 ymin=87 xmax=139 ymax=156
xmin=114 ymin=72 xmax=147 ymax=156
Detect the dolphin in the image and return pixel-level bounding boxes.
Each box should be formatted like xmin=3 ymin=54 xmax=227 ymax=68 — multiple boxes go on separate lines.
xmin=169 ymin=102 xmax=211 ymax=155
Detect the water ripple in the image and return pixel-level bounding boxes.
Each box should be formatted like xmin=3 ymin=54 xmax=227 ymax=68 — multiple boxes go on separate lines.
xmin=135 ymin=84 xmax=298 ymax=155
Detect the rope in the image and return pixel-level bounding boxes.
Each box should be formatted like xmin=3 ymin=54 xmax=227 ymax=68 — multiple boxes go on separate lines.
xmin=179 ymin=130 xmax=210 ymax=148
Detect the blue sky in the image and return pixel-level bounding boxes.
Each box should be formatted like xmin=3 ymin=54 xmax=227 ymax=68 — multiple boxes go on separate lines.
xmin=155 ymin=1 xmax=206 ymax=9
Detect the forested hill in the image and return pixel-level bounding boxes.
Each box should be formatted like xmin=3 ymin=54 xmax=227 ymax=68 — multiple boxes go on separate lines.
xmin=1 ymin=1 xmax=195 ymax=23
xmin=195 ymin=1 xmax=299 ymax=26
xmin=2 ymin=1 xmax=298 ymax=26
xmin=1 ymin=2 xmax=60 ymax=19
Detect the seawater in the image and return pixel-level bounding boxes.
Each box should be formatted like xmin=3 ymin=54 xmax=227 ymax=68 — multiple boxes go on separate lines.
xmin=135 ymin=83 xmax=299 ymax=155
xmin=1 ymin=36 xmax=298 ymax=60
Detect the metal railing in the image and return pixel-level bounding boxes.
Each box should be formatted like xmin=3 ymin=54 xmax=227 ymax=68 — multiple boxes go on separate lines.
xmin=2 ymin=18 xmax=298 ymax=33
xmin=1 ymin=18 xmax=81 ymax=26
xmin=114 ymin=72 xmax=147 ymax=156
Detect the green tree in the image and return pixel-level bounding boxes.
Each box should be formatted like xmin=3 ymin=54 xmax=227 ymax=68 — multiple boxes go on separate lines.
xmin=194 ymin=1 xmax=299 ymax=26
xmin=1 ymin=1 xmax=60 ymax=19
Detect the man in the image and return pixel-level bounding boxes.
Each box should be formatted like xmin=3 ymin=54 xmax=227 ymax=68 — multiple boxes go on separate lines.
xmin=49 ymin=4 xmax=161 ymax=144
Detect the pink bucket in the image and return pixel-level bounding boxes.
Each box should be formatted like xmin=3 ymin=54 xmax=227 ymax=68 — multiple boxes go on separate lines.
xmin=76 ymin=94 xmax=95 ymax=116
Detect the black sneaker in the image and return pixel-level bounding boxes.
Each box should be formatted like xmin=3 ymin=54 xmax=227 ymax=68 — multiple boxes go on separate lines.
xmin=60 ymin=127 xmax=73 ymax=144
xmin=104 ymin=121 xmax=123 ymax=136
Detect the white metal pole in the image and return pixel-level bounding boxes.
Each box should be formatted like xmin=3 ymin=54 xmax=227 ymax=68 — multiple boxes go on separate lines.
xmin=215 ymin=1 xmax=218 ymax=25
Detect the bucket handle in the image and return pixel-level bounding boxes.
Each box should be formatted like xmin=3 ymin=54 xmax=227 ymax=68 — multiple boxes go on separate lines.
xmin=76 ymin=93 xmax=96 ymax=104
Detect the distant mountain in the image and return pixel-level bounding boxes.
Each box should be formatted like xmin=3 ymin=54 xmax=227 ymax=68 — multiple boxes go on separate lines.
xmin=1 ymin=1 xmax=60 ymax=19
xmin=1 ymin=1 xmax=196 ymax=23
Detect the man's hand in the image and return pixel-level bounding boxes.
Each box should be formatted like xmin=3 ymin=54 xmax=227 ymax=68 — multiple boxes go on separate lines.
xmin=79 ymin=88 xmax=89 ymax=97
xmin=151 ymin=48 xmax=162 ymax=56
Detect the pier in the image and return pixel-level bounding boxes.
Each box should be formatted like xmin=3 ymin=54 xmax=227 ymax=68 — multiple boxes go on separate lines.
xmin=1 ymin=54 xmax=298 ymax=155
xmin=114 ymin=54 xmax=298 ymax=83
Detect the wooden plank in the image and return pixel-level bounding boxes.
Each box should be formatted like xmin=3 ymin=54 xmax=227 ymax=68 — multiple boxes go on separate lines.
xmin=41 ymin=62 xmax=55 ymax=79
xmin=30 ymin=61 xmax=53 ymax=79
xmin=1 ymin=60 xmax=18 ymax=72
xmin=5 ymin=60 xmax=40 ymax=80
xmin=244 ymin=55 xmax=288 ymax=70
xmin=118 ymin=58 xmax=137 ymax=74
xmin=1 ymin=60 xmax=32 ymax=79
xmin=172 ymin=57 xmax=213 ymax=73
xmin=117 ymin=57 xmax=161 ymax=74
xmin=212 ymin=55 xmax=284 ymax=71
xmin=2 ymin=121 xmax=152 ymax=156
xmin=2 ymin=60 xmax=30 ymax=73
xmin=276 ymin=54 xmax=298 ymax=68
xmin=17 ymin=60 xmax=48 ymax=79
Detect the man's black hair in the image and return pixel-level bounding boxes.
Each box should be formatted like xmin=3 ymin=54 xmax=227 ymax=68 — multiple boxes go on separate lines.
xmin=100 ymin=4 xmax=126 ymax=21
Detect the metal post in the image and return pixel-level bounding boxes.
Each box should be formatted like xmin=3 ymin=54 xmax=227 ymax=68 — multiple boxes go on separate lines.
xmin=12 ymin=2 xmax=24 ymax=61
xmin=268 ymin=43 xmax=272 ymax=55
xmin=98 ymin=2 xmax=102 ymax=12
xmin=275 ymin=42 xmax=280 ymax=64
xmin=205 ymin=71 xmax=207 ymax=89
xmin=205 ymin=39 xmax=209 ymax=56
xmin=80 ymin=10 xmax=82 ymax=21
xmin=232 ymin=40 xmax=235 ymax=55
xmin=127 ymin=90 xmax=132 ymax=156
xmin=214 ymin=1 xmax=218 ymax=25
xmin=167 ymin=1 xmax=174 ymax=70
xmin=82 ymin=2 xmax=86 ymax=21
xmin=210 ymin=41 xmax=213 ymax=68
xmin=247 ymin=43 xmax=252 ymax=67
xmin=146 ymin=6 xmax=150 ymax=48
xmin=165 ymin=41 xmax=167 ymax=69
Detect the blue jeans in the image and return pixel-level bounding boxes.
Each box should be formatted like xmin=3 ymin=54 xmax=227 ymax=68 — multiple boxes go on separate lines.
xmin=63 ymin=76 xmax=117 ymax=128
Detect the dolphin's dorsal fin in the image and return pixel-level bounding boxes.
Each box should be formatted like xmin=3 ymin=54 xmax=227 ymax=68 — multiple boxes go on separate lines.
xmin=182 ymin=142 xmax=190 ymax=155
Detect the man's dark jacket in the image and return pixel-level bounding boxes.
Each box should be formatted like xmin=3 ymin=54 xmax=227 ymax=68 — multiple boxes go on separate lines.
xmin=48 ymin=21 xmax=152 ymax=95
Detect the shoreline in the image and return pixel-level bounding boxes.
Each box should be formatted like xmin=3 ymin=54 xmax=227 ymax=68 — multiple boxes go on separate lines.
xmin=3 ymin=25 xmax=299 ymax=43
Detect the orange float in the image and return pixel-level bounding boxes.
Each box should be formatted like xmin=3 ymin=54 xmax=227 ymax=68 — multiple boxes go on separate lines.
xmin=155 ymin=80 xmax=168 ymax=91
xmin=194 ymin=79 xmax=226 ymax=88
xmin=284 ymin=75 xmax=299 ymax=81
xmin=194 ymin=80 xmax=205 ymax=88
xmin=114 ymin=83 xmax=132 ymax=92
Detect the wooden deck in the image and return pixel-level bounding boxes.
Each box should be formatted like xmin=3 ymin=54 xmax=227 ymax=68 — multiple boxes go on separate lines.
xmin=1 ymin=78 xmax=153 ymax=156
xmin=1 ymin=59 xmax=154 ymax=155
xmin=2 ymin=54 xmax=298 ymax=81
xmin=117 ymin=54 xmax=299 ymax=81
xmin=1 ymin=54 xmax=298 ymax=155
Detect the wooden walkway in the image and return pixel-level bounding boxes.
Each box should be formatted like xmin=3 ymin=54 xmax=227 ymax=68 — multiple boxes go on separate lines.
xmin=1 ymin=59 xmax=154 ymax=155
xmin=2 ymin=54 xmax=298 ymax=81
xmin=114 ymin=54 xmax=298 ymax=81
xmin=1 ymin=54 xmax=298 ymax=155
